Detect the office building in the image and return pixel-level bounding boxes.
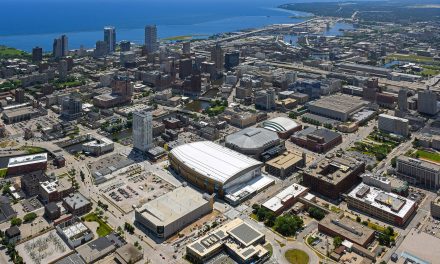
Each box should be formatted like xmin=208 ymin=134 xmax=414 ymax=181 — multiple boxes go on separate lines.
xmin=225 ymin=127 xmax=280 ymax=159
xmin=58 ymin=59 xmax=68 ymax=80
xmin=306 ymin=94 xmax=367 ymax=122
xmin=32 ymin=46 xmax=43 ymax=62
xmin=362 ymin=78 xmax=379 ymax=102
xmin=62 ymin=192 xmax=92 ymax=216
xmin=94 ymin=40 xmax=108 ymax=58
xmin=225 ymin=50 xmax=240 ymax=70
xmin=262 ymin=183 xmax=308 ymax=215
xmin=292 ymin=79 xmax=321 ymax=100
xmin=291 ymin=127 xmax=342 ymax=153
xmin=345 ymin=183 xmax=417 ymax=226
xmin=144 ymin=25 xmax=158 ymax=53
xmin=431 ymin=196 xmax=440 ymax=219
xmin=303 ymin=156 xmax=365 ymax=200
xmin=53 ymin=34 xmax=68 ymax=58
xmin=133 ymin=110 xmax=153 ymax=152
xmin=61 ymin=97 xmax=82 ymax=120
xmin=39 ymin=178 xmax=74 ymax=203
xmin=44 ymin=202 xmax=61 ymax=220
xmin=182 ymin=42 xmax=191 ymax=55
xmin=398 ymin=88 xmax=408 ymax=112
xmin=14 ymin=88 xmax=25 ymax=103
xmin=418 ymin=89 xmax=438 ymax=115
xmin=93 ymin=75 xmax=133 ymax=108
xmin=179 ymin=58 xmax=192 ymax=79
xmin=265 ymin=150 xmax=306 ymax=178
xmin=211 ymin=43 xmax=224 ymax=70
xmin=318 ymin=214 xmax=375 ymax=248
xmin=255 ymin=88 xmax=276 ymax=110
xmin=120 ymin=40 xmax=131 ymax=52
xmin=378 ymin=114 xmax=409 ymax=137
xmin=115 ymin=244 xmax=144 ymax=264
xmin=186 ymin=218 xmax=268 ymax=264
xmin=135 ymin=186 xmax=213 ymax=238
xmin=104 ymin=26 xmax=116 ymax=53
xmin=77 ymin=236 xmax=118 ymax=263
xmin=396 ymin=156 xmax=440 ymax=190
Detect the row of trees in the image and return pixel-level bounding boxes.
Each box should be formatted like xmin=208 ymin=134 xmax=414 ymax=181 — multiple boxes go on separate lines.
xmin=252 ymin=204 xmax=303 ymax=237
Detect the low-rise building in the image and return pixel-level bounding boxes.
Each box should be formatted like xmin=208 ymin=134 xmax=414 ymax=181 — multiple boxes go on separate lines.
xmin=262 ymin=183 xmax=308 ymax=215
xmin=39 ymin=178 xmax=74 ymax=203
xmin=62 ymin=192 xmax=92 ymax=216
xmin=262 ymin=117 xmax=302 ymax=139
xmin=265 ymin=150 xmax=306 ymax=178
xmin=291 ymin=127 xmax=342 ymax=153
xmin=303 ymin=156 xmax=365 ymax=200
xmin=225 ymin=127 xmax=280 ymax=159
xmin=135 ymin=186 xmax=213 ymax=238
xmin=318 ymin=214 xmax=375 ymax=248
xmin=82 ymin=137 xmax=114 ymax=156
xmin=7 ymin=153 xmax=48 ymax=175
xmin=306 ymin=94 xmax=367 ymax=122
xmin=77 ymin=236 xmax=117 ymax=263
xmin=114 ymin=244 xmax=144 ymax=264
xmin=345 ymin=183 xmax=417 ymax=226
xmin=186 ymin=218 xmax=268 ymax=264
xmin=56 ymin=217 xmax=93 ymax=248
xmin=431 ymin=196 xmax=440 ymax=219
xmin=5 ymin=226 xmax=21 ymax=244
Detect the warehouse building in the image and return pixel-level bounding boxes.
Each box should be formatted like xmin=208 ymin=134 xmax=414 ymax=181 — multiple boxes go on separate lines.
xmin=346 ymin=183 xmax=416 ymax=226
xmin=303 ymin=156 xmax=365 ymax=200
xmin=318 ymin=214 xmax=375 ymax=248
xmin=265 ymin=150 xmax=306 ymax=178
xmin=225 ymin=127 xmax=280 ymax=159
xmin=169 ymin=141 xmax=273 ymax=200
xmin=396 ymin=156 xmax=440 ymax=190
xmin=186 ymin=218 xmax=268 ymax=264
xmin=262 ymin=183 xmax=308 ymax=215
xmin=378 ymin=114 xmax=409 ymax=137
xmin=306 ymin=94 xmax=367 ymax=122
xmin=135 ymin=186 xmax=213 ymax=238
xmin=262 ymin=116 xmax=302 ymax=139
xmin=291 ymin=127 xmax=342 ymax=153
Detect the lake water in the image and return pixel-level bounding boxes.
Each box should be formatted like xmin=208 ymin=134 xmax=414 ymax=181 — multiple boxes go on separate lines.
xmin=0 ymin=0 xmax=314 ymax=52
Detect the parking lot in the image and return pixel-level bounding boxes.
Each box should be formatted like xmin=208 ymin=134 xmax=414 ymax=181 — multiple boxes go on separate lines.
xmin=99 ymin=166 xmax=175 ymax=213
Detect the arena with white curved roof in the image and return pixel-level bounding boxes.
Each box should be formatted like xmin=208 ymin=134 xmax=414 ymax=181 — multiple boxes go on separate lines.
xmin=169 ymin=141 xmax=274 ymax=204
xmin=262 ymin=117 xmax=301 ymax=139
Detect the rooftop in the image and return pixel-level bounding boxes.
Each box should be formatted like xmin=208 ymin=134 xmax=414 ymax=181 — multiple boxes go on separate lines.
xmin=347 ymin=183 xmax=415 ymax=218
xmin=319 ymin=214 xmax=374 ymax=247
xmin=262 ymin=183 xmax=308 ymax=212
xmin=136 ymin=186 xmax=210 ymax=227
xmin=307 ymin=94 xmax=367 ymax=115
xmin=63 ymin=192 xmax=91 ymax=210
xmin=293 ymin=127 xmax=341 ymax=144
xmin=170 ymin=141 xmax=262 ymax=184
xmin=305 ymin=156 xmax=363 ymax=184
xmin=225 ymin=127 xmax=279 ymax=151
xmin=262 ymin=117 xmax=300 ymax=132
xmin=265 ymin=150 xmax=304 ymax=170
xmin=8 ymin=153 xmax=47 ymax=168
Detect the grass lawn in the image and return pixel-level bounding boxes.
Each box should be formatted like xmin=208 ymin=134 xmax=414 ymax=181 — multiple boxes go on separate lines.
xmin=416 ymin=150 xmax=440 ymax=163
xmin=386 ymin=53 xmax=437 ymax=64
xmin=84 ymin=213 xmax=113 ymax=237
xmin=20 ymin=146 xmax=47 ymax=154
xmin=275 ymin=239 xmax=286 ymax=248
xmin=264 ymin=243 xmax=273 ymax=257
xmin=285 ymin=249 xmax=309 ymax=264
xmin=367 ymin=222 xmax=398 ymax=239
xmin=0 ymin=168 xmax=7 ymax=178
xmin=0 ymin=46 xmax=30 ymax=59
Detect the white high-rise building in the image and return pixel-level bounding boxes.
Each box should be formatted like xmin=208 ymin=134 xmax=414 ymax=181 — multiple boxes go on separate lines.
xmin=104 ymin=26 xmax=116 ymax=53
xmin=133 ymin=110 xmax=153 ymax=152
xmin=144 ymin=25 xmax=158 ymax=53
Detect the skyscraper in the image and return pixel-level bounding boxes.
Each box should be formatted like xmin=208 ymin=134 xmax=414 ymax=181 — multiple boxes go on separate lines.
xmin=104 ymin=26 xmax=116 ymax=53
xmin=144 ymin=25 xmax=158 ymax=53
xmin=398 ymin=88 xmax=408 ymax=112
xmin=210 ymin=43 xmax=224 ymax=70
xmin=32 ymin=47 xmax=43 ymax=62
xmin=133 ymin=110 xmax=153 ymax=152
xmin=418 ymin=88 xmax=438 ymax=115
xmin=53 ymin=35 xmax=68 ymax=59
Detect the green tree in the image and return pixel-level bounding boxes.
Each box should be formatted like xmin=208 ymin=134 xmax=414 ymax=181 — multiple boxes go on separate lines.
xmin=23 ymin=212 xmax=37 ymax=223
xmin=333 ymin=236 xmax=343 ymax=248
xmin=308 ymin=206 xmax=326 ymax=220
xmin=356 ymin=216 xmax=361 ymax=223
xmin=274 ymin=215 xmax=303 ymax=237
xmin=10 ymin=217 xmax=22 ymax=226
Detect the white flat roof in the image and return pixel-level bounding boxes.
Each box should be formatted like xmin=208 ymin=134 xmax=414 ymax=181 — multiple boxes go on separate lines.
xmin=347 ymin=183 xmax=415 ymax=218
xmin=263 ymin=117 xmax=299 ymax=132
xmin=262 ymin=183 xmax=308 ymax=212
xmin=170 ymin=141 xmax=262 ymax=184
xmin=137 ymin=186 xmax=209 ymax=227
xmin=8 ymin=153 xmax=47 ymax=168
